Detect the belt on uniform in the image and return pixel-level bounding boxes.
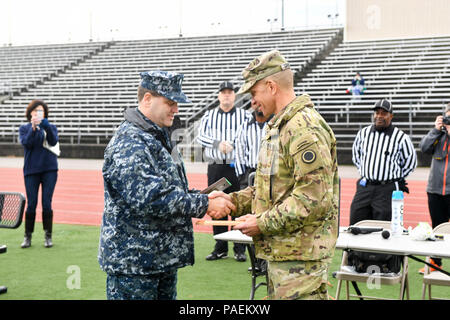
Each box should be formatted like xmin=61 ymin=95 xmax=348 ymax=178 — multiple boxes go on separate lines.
xmin=365 ymin=179 xmax=400 ymax=185
xmin=207 ymin=160 xmax=234 ymax=167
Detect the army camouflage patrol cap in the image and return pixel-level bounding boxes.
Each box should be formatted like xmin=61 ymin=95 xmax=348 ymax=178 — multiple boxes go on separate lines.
xmin=237 ymin=50 xmax=290 ymax=95
xmin=140 ymin=71 xmax=191 ymax=103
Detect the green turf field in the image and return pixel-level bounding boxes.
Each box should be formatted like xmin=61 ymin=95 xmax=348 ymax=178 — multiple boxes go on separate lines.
xmin=0 ymin=223 xmax=447 ymax=300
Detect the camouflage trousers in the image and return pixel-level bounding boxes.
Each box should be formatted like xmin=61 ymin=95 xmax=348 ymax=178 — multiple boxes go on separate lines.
xmin=267 ymin=259 xmax=331 ymax=300
xmin=106 ymin=270 xmax=177 ymax=300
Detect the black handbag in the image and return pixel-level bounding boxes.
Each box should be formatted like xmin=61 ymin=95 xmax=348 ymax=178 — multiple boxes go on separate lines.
xmin=347 ymin=250 xmax=402 ymax=274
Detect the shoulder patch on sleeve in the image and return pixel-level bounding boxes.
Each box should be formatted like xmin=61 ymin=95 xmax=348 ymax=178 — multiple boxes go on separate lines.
xmin=301 ymin=150 xmax=316 ymax=164
xmin=289 ymin=133 xmax=325 ymax=177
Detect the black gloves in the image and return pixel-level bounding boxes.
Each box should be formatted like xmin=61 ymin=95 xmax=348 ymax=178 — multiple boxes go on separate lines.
xmin=398 ymin=178 xmax=409 ymax=194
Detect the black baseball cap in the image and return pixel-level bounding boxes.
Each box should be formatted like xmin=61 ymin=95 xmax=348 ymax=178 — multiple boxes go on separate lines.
xmin=219 ymin=81 xmax=234 ymax=92
xmin=373 ymin=99 xmax=393 ymax=113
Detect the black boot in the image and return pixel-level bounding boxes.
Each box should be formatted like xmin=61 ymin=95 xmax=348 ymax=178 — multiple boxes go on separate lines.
xmin=43 ymin=210 xmax=53 ymax=248
xmin=21 ymin=233 xmax=32 ymax=248
xmin=44 ymin=231 xmax=53 ymax=248
xmin=22 ymin=212 xmax=36 ymax=248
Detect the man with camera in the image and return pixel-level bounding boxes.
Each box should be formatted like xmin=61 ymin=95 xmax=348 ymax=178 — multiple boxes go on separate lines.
xmin=419 ymin=105 xmax=450 ymax=273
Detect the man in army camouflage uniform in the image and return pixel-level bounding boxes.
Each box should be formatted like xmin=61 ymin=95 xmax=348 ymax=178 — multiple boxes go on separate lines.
xmin=210 ymin=50 xmax=339 ymax=300
xmin=98 ymin=71 xmax=235 ymax=300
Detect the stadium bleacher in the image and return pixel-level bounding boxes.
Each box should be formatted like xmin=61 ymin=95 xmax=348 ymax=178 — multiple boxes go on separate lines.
xmin=0 ymin=28 xmax=448 ymax=164
xmin=0 ymin=28 xmax=341 ymax=145
xmin=296 ymin=36 xmax=450 ymax=150
xmin=0 ymin=42 xmax=108 ymax=96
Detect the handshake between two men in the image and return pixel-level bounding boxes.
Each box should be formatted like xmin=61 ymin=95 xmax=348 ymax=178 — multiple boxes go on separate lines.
xmin=204 ymin=191 xmax=261 ymax=237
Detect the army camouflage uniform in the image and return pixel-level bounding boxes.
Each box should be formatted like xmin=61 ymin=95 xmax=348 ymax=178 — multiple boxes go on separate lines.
xmin=231 ymin=51 xmax=339 ymax=300
xmin=98 ymin=71 xmax=209 ymax=300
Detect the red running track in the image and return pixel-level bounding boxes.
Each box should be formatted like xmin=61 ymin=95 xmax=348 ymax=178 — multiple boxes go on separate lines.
xmin=0 ymin=168 xmax=432 ymax=233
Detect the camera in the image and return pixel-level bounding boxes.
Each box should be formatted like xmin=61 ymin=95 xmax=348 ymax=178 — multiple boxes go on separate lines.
xmin=443 ymin=116 xmax=450 ymax=125
xmin=36 ymin=110 xmax=44 ymax=120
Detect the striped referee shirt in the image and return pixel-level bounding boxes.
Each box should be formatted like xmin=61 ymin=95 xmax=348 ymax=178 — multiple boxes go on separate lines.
xmin=196 ymin=106 xmax=249 ymax=163
xmin=352 ymin=124 xmax=417 ymax=182
xmin=234 ymin=112 xmax=268 ymax=176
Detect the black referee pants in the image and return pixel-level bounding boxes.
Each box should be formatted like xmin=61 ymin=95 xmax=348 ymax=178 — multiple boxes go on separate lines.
xmin=427 ymin=193 xmax=450 ymax=266
xmin=349 ymin=178 xmax=398 ymax=225
xmin=207 ymin=163 xmax=246 ymax=255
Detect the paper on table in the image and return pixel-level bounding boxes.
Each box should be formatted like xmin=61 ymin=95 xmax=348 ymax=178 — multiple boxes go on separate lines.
xmin=196 ymin=220 xmax=240 ymax=226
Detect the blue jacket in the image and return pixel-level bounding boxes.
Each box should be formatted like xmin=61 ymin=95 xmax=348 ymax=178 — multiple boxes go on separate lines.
xmin=19 ymin=119 xmax=59 ymax=176
xmin=98 ymin=107 xmax=209 ymax=275
xmin=352 ymin=77 xmax=365 ymax=87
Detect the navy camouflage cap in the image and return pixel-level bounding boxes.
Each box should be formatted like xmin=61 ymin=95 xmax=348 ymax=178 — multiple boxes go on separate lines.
xmin=140 ymin=71 xmax=191 ymax=103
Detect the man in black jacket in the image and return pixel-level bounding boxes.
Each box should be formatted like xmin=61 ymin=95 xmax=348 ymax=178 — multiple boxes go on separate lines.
xmin=418 ymin=105 xmax=450 ymax=272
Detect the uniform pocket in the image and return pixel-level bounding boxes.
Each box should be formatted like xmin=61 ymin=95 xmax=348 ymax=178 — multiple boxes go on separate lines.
xmin=289 ymin=133 xmax=326 ymax=177
xmin=257 ymin=138 xmax=278 ymax=202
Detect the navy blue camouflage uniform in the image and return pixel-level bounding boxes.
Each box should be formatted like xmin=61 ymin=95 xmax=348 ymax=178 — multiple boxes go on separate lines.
xmin=98 ymin=106 xmax=209 ymax=300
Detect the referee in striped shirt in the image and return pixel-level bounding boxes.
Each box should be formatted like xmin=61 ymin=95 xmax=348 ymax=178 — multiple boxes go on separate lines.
xmin=197 ymin=81 xmax=248 ymax=261
xmin=350 ymin=99 xmax=417 ymax=225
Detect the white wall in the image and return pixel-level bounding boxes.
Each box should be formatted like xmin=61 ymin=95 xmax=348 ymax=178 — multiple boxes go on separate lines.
xmin=345 ymin=0 xmax=450 ymax=41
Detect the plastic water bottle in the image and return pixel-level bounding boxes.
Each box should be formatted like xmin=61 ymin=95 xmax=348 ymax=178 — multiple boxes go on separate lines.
xmin=391 ymin=191 xmax=404 ymax=236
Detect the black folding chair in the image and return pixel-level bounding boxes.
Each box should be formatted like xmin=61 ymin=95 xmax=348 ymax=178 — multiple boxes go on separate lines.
xmin=245 ymin=172 xmax=269 ymax=300
xmin=0 ymin=192 xmax=26 ymax=295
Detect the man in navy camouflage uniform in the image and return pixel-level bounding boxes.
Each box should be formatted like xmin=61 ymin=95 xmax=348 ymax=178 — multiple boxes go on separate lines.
xmin=98 ymin=71 xmax=235 ymax=300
